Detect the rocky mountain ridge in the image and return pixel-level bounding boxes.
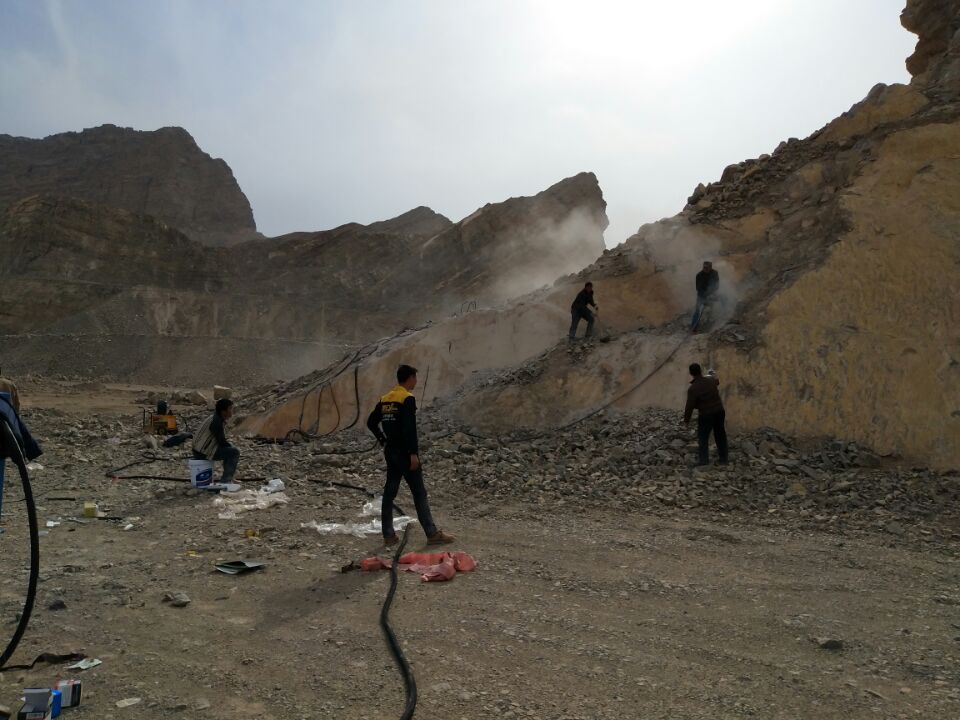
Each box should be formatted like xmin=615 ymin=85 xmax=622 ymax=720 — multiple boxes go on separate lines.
xmin=0 ymin=172 xmax=607 ymax=384
xmin=0 ymin=124 xmax=260 ymax=246
xmin=245 ymin=0 xmax=960 ymax=470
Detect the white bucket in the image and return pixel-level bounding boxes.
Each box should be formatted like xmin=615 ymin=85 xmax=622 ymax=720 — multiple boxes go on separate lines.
xmin=188 ymin=459 xmax=214 ymax=488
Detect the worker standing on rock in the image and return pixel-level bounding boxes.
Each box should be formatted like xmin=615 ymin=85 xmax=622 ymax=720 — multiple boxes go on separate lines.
xmin=691 ymin=261 xmax=719 ymax=331
xmin=569 ymin=281 xmax=598 ymax=341
xmin=683 ymin=363 xmax=728 ymax=466
xmin=367 ymin=364 xmax=455 ymax=546
xmin=192 ymin=398 xmax=240 ymax=484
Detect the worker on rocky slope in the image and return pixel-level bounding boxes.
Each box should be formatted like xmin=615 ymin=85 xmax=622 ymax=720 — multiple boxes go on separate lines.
xmin=367 ymin=364 xmax=455 ymax=546
xmin=683 ymin=363 xmax=728 ymax=466
xmin=691 ymin=261 xmax=719 ymax=331
xmin=192 ymin=398 xmax=240 ymax=485
xmin=569 ymin=281 xmax=598 ymax=341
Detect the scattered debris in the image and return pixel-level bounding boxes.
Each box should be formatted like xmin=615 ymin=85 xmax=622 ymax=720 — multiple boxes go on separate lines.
xmin=215 ymin=560 xmax=265 ymax=575
xmin=65 ymin=658 xmax=102 ymax=671
xmin=813 ymin=637 xmax=844 ymax=651
xmin=213 ymin=489 xmax=289 ymax=519
xmin=361 ymin=551 xmax=478 ymax=582
xmin=162 ymin=591 xmax=191 ymax=608
xmin=47 ymin=597 xmax=67 ymax=611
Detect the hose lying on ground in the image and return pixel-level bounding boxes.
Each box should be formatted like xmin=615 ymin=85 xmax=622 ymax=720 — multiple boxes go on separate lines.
xmin=380 ymin=525 xmax=417 ymax=720
xmin=0 ymin=418 xmax=40 ymax=671
xmin=105 ymin=452 xmax=265 ymax=483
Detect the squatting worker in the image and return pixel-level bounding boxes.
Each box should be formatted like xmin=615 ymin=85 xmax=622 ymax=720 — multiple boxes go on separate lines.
xmin=683 ymin=363 xmax=728 ymax=466
xmin=192 ymin=398 xmax=240 ymax=484
xmin=569 ymin=281 xmax=598 ymax=341
xmin=367 ymin=364 xmax=455 ymax=546
xmin=691 ymin=261 xmax=720 ymax=331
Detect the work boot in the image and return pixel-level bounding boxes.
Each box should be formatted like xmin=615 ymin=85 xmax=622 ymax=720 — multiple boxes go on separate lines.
xmin=426 ymin=529 xmax=456 ymax=545
xmin=383 ymin=535 xmax=399 ymax=547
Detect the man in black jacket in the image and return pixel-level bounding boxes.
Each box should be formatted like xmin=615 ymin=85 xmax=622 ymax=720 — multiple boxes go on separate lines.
xmin=683 ymin=363 xmax=728 ymax=466
xmin=569 ymin=281 xmax=598 ymax=341
xmin=1 ymin=383 xmax=43 ymax=528
xmin=367 ymin=364 xmax=455 ymax=546
xmin=691 ymin=262 xmax=720 ymax=331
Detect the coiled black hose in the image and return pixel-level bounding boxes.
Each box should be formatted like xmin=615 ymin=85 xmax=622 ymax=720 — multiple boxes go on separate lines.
xmin=380 ymin=525 xmax=416 ymax=719
xmin=0 ymin=418 xmax=40 ymax=670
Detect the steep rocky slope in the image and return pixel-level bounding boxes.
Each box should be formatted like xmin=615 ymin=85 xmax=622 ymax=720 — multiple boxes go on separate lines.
xmin=246 ymin=0 xmax=960 ymax=469
xmin=0 ymin=124 xmax=259 ymax=245
xmin=0 ymin=173 xmax=606 ymax=384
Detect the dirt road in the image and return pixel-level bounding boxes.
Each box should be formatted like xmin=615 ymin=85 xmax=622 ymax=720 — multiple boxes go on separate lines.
xmin=1 ymin=396 xmax=958 ymax=719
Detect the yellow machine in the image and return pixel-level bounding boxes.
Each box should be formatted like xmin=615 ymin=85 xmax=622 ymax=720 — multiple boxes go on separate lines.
xmin=142 ymin=401 xmax=179 ymax=435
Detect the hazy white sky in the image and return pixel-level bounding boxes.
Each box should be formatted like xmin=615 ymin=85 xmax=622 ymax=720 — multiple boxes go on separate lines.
xmin=1 ymin=0 xmax=915 ymax=246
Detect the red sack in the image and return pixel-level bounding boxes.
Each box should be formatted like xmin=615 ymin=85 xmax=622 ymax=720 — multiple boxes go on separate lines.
xmin=452 ymin=552 xmax=477 ymax=572
xmin=360 ymin=557 xmax=391 ymax=571
xmin=398 ymin=552 xmax=447 ymax=566
xmin=417 ymin=555 xmax=457 ymax=582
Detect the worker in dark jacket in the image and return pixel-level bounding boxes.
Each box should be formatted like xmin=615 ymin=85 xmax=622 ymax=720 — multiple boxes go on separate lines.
xmin=569 ymin=281 xmax=598 ymax=341
xmin=691 ymin=261 xmax=720 ymax=331
xmin=1 ymin=382 xmax=42 ymax=528
xmin=192 ymin=398 xmax=240 ymax=483
xmin=683 ymin=363 xmax=728 ymax=465
xmin=367 ymin=364 xmax=455 ymax=546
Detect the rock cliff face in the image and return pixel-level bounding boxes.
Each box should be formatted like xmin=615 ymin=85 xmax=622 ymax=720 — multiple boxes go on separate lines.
xmin=246 ymin=1 xmax=960 ymax=470
xmin=901 ymin=0 xmax=960 ymax=95
xmin=0 ymin=172 xmax=607 ymax=385
xmin=0 ymin=124 xmax=259 ymax=245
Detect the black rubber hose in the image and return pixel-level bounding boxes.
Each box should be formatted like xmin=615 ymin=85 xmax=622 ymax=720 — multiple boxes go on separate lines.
xmin=0 ymin=418 xmax=40 ymax=670
xmin=380 ymin=525 xmax=416 ymax=719
xmin=340 ymin=365 xmax=362 ymax=432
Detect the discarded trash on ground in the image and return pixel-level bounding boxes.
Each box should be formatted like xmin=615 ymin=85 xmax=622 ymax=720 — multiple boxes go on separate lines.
xmin=213 ymin=489 xmax=289 ymax=520
xmin=361 ymin=551 xmax=477 ymax=582
xmin=262 ymin=478 xmax=285 ymax=494
xmin=301 ymin=496 xmax=415 ymax=537
xmin=57 ymin=679 xmax=82 ymax=708
xmin=215 ymin=560 xmax=265 ymax=575
xmin=203 ymin=482 xmax=242 ymax=493
xmin=65 ymin=658 xmax=102 ymax=671
xmin=301 ymin=516 xmax=415 ymax=538
xmin=26 ymin=462 xmax=43 ymax=472
xmin=115 ymin=697 xmax=142 ymax=708
xmin=45 ymin=520 xmax=61 ymax=528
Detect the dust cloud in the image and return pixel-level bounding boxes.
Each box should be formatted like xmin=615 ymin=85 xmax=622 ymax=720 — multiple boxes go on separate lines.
xmin=626 ymin=216 xmax=741 ymax=325
xmin=487 ymin=206 xmax=608 ymax=302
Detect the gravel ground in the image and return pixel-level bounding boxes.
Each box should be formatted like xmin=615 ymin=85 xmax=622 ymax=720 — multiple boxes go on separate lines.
xmin=1 ymin=391 xmax=958 ymax=719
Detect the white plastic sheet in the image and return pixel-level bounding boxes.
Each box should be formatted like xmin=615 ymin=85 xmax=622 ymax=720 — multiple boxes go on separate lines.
xmin=213 ymin=489 xmax=290 ymax=519
xmin=263 ymin=478 xmax=285 ymax=494
xmin=300 ymin=516 xmax=415 ymax=538
xmin=301 ymin=495 xmax=416 ymax=537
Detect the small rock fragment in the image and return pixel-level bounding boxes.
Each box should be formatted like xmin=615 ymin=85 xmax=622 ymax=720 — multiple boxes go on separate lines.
xmin=162 ymin=591 xmax=191 ymax=608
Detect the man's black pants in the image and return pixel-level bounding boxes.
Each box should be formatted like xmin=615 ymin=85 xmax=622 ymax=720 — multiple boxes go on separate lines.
xmin=697 ymin=410 xmax=728 ymax=464
xmin=382 ymin=448 xmax=437 ymax=539
xmin=193 ymin=447 xmax=240 ymax=483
